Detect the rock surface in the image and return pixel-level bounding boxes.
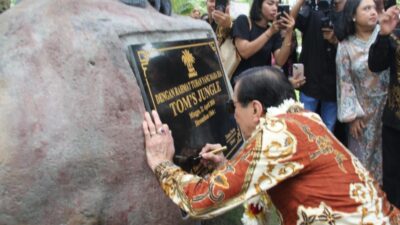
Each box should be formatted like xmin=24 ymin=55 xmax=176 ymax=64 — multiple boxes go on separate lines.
xmin=0 ymin=0 xmax=212 ymax=224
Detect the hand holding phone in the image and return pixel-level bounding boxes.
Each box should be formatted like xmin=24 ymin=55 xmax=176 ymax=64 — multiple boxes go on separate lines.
xmin=292 ymin=63 xmax=304 ymax=79
xmin=290 ymin=63 xmax=306 ymax=88
xmin=321 ymin=16 xmax=333 ymax=29
xmin=277 ymin=4 xmax=290 ymax=20
xmin=215 ymin=0 xmax=227 ymax=12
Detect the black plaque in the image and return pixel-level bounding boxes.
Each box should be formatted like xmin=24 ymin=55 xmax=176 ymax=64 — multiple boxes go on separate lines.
xmin=128 ymin=38 xmax=243 ymax=174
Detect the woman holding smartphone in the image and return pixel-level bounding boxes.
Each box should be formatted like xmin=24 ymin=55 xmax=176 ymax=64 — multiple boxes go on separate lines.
xmin=205 ymin=0 xmax=232 ymax=45
xmin=231 ymin=0 xmax=295 ymax=85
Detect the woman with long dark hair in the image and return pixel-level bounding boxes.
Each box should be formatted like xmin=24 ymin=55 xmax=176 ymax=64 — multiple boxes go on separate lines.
xmin=336 ymin=0 xmax=390 ymax=183
xmin=231 ymin=0 xmax=295 ymax=84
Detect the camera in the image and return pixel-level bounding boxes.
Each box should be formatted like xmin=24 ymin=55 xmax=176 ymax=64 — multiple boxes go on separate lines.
xmin=321 ymin=16 xmax=333 ymax=28
xmin=215 ymin=0 xmax=227 ymax=12
xmin=306 ymin=0 xmax=334 ymax=29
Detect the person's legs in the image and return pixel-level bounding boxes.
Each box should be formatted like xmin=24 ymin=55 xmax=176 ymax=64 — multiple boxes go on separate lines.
xmin=299 ymin=92 xmax=319 ymax=112
xmin=320 ymin=101 xmax=337 ymax=132
xmin=382 ymin=125 xmax=400 ymax=208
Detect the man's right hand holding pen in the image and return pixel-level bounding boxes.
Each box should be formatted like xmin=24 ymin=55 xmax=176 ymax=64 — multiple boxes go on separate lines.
xmin=199 ymin=143 xmax=228 ymax=169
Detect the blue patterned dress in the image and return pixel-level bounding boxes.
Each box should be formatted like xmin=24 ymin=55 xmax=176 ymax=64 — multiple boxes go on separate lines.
xmin=336 ymin=25 xmax=390 ymax=184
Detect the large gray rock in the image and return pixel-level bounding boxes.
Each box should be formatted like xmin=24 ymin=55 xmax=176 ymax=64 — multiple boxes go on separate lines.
xmin=0 ymin=0 xmax=213 ymax=224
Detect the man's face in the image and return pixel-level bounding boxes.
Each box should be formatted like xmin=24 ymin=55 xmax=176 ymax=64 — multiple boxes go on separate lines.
xmin=232 ymin=82 xmax=258 ymax=140
xmin=207 ymin=0 xmax=216 ymax=15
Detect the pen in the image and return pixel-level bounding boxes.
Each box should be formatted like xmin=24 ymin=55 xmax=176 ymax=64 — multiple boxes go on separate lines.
xmin=193 ymin=146 xmax=227 ymax=160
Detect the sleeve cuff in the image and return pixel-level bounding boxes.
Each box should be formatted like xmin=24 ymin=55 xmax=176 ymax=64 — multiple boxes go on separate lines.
xmin=154 ymin=160 xmax=179 ymax=182
xmin=377 ymin=33 xmax=391 ymax=42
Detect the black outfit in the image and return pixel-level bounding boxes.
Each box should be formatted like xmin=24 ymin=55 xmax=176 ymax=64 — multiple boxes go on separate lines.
xmin=296 ymin=6 xmax=337 ymax=101
xmin=231 ymin=15 xmax=283 ymax=83
xmin=369 ymin=33 xmax=400 ymax=208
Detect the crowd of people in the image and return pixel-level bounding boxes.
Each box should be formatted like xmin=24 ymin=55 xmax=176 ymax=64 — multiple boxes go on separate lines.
xmin=144 ymin=0 xmax=400 ymax=224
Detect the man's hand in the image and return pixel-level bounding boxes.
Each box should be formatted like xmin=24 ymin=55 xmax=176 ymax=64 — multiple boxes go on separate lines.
xmin=379 ymin=6 xmax=400 ymax=36
xmin=322 ymin=28 xmax=338 ymax=45
xmin=212 ymin=6 xmax=231 ymax=28
xmin=349 ymin=118 xmax=365 ymax=140
xmin=143 ymin=110 xmax=175 ymax=171
xmin=199 ymin=143 xmax=227 ymax=169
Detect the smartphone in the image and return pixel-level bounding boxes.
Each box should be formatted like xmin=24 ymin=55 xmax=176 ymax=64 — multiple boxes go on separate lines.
xmin=292 ymin=63 xmax=304 ymax=79
xmin=215 ymin=0 xmax=227 ymax=12
xmin=278 ymin=4 xmax=290 ymax=19
xmin=321 ymin=16 xmax=333 ymax=29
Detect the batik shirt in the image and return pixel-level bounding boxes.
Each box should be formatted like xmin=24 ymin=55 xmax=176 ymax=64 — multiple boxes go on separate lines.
xmin=154 ymin=100 xmax=399 ymax=225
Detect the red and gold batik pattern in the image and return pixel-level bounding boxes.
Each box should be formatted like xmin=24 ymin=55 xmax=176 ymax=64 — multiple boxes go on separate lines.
xmin=155 ymin=108 xmax=400 ymax=224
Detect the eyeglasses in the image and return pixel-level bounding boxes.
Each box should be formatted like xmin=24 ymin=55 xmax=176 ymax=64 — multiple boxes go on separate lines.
xmin=226 ymin=99 xmax=236 ymax=114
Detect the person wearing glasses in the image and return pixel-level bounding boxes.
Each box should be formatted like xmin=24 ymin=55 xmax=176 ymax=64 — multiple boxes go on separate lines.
xmin=142 ymin=66 xmax=399 ymax=225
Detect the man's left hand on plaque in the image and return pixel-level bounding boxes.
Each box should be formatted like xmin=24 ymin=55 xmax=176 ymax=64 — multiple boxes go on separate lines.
xmin=143 ymin=110 xmax=175 ymax=172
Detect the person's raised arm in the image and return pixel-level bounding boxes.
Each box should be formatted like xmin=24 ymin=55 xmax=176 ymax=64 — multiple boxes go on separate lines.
xmin=290 ymin=0 xmax=306 ymax=19
xmin=234 ymin=17 xmax=280 ymax=59
xmin=369 ymin=6 xmax=399 ymax=72
xmin=273 ymin=12 xmax=296 ymax=66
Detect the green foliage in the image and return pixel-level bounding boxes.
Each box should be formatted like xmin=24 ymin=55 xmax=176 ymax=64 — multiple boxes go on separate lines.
xmin=171 ymin=0 xmax=253 ymax=16
xmin=172 ymin=0 xmax=207 ymax=16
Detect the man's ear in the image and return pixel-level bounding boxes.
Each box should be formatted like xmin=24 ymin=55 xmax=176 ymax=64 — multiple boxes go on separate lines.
xmin=251 ymin=100 xmax=264 ymax=120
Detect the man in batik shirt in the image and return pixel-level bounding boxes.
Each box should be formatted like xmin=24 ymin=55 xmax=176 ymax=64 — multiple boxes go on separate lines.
xmin=143 ymin=66 xmax=400 ymax=225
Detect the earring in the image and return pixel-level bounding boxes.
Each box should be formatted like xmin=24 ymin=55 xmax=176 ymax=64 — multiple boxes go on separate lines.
xmin=353 ymin=18 xmax=356 ymax=22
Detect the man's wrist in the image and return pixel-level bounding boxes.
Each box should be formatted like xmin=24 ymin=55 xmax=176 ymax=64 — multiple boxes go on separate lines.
xmin=154 ymin=160 xmax=176 ymax=179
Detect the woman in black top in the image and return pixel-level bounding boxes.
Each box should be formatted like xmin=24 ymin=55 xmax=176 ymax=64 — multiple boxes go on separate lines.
xmin=232 ymin=0 xmax=295 ymax=84
xmin=368 ymin=5 xmax=400 ymax=208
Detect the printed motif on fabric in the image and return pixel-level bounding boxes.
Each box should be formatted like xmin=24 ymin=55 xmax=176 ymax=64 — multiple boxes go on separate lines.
xmin=191 ymin=164 xmax=236 ymax=203
xmin=241 ymin=111 xmax=304 ymax=225
xmin=261 ymin=116 xmax=297 ymax=161
xmin=286 ymin=117 xmax=348 ymax=173
xmin=388 ymin=86 xmax=400 ymax=119
xmin=297 ymin=202 xmax=342 ymax=225
xmin=310 ymin=136 xmax=348 ymax=173
xmin=296 ymin=199 xmax=393 ymax=225
xmin=348 ymin=157 xmax=390 ymax=224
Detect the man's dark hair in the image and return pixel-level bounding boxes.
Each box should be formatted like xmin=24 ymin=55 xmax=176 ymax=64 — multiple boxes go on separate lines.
xmin=235 ymin=66 xmax=296 ymax=111
xmin=249 ymin=0 xmax=265 ymax=22
xmin=341 ymin=0 xmax=362 ymax=40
